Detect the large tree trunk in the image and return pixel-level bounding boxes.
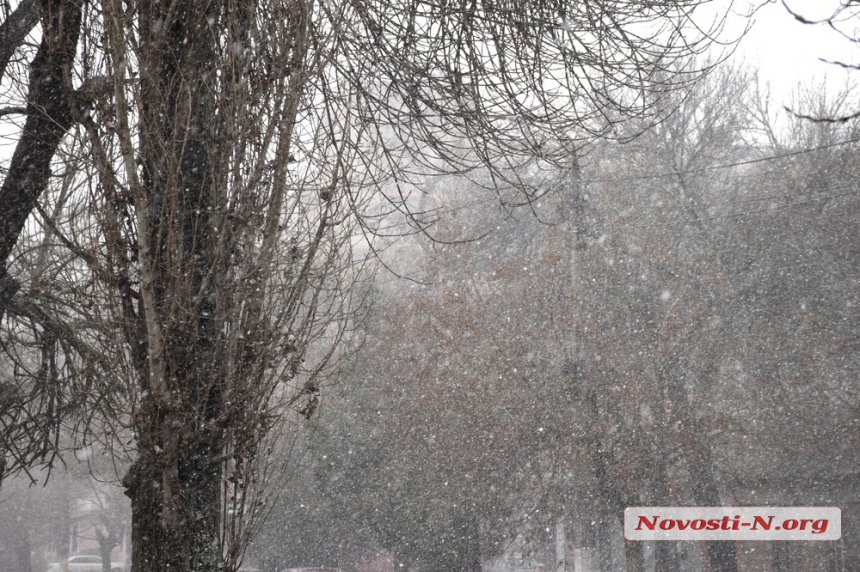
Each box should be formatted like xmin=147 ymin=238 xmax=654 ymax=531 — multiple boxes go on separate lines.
xmin=122 ymin=0 xmax=226 ymax=569
xmin=125 ymin=424 xmax=223 ymax=572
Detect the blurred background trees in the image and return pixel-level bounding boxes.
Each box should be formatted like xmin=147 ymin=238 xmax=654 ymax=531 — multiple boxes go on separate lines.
xmin=247 ymin=64 xmax=860 ymax=571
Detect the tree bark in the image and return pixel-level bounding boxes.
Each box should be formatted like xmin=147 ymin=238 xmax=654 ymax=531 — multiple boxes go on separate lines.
xmin=125 ymin=427 xmax=223 ymax=572
xmin=122 ymin=0 xmax=226 ymax=570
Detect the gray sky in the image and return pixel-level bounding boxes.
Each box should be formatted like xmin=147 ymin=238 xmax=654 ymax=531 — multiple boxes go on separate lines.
xmin=724 ymin=0 xmax=858 ymax=102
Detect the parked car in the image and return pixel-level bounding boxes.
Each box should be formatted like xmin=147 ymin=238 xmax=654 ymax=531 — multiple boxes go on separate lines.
xmin=46 ymin=554 xmax=124 ymax=572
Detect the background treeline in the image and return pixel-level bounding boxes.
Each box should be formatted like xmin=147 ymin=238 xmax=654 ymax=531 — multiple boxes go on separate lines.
xmin=249 ymin=68 xmax=860 ymax=572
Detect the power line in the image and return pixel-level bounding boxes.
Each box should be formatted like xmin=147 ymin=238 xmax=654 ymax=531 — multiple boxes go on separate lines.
xmin=604 ymin=178 xmax=860 ymax=214
xmin=580 ymin=136 xmax=860 ymax=185
xmin=373 ymin=136 xmax=860 ymax=233
xmin=608 ymin=187 xmax=860 ymax=231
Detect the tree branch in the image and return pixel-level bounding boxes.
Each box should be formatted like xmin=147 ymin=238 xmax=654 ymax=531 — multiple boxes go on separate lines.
xmin=0 ymin=0 xmax=83 ymax=320
xmin=0 ymin=0 xmax=39 ymax=85
xmin=0 ymin=106 xmax=26 ymax=118
xmin=784 ymin=105 xmax=860 ymax=124
xmin=4 ymin=291 xmax=104 ymax=366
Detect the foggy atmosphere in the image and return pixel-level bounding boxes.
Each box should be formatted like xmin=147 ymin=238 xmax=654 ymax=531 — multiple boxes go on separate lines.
xmin=0 ymin=0 xmax=858 ymax=571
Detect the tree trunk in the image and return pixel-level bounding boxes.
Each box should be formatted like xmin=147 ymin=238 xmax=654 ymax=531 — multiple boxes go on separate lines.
xmin=652 ymin=462 xmax=680 ymax=571
xmin=97 ymin=517 xmax=122 ymax=572
xmin=98 ymin=535 xmax=114 ymax=572
xmin=664 ymin=373 xmax=738 ymax=572
xmin=555 ymin=520 xmax=566 ymax=572
xmin=125 ymin=422 xmax=223 ymax=572
xmin=462 ymin=516 xmax=482 ymax=572
xmin=619 ymin=490 xmax=644 ymax=572
xmin=623 ymin=541 xmax=644 ymax=572
xmin=688 ymin=453 xmax=738 ymax=572
xmin=11 ymin=517 xmax=32 ymax=572
xmin=122 ymin=0 xmax=226 ymax=569
xmin=654 ymin=539 xmax=680 ymax=571
xmin=54 ymin=495 xmax=70 ymax=572
xmin=773 ymin=541 xmax=791 ymax=571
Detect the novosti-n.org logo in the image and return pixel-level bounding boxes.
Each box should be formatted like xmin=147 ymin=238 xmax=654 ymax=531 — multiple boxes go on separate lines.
xmin=624 ymin=507 xmax=841 ymax=541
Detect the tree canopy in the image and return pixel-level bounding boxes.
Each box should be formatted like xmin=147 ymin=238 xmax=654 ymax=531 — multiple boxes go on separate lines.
xmin=0 ymin=1 xmax=731 ymax=571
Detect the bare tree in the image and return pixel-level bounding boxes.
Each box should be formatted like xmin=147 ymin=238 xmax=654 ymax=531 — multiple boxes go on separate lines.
xmin=0 ymin=1 xmax=733 ymax=571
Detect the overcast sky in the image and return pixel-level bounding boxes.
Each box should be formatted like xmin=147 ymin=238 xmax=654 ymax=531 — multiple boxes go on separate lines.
xmin=724 ymin=0 xmax=859 ymax=102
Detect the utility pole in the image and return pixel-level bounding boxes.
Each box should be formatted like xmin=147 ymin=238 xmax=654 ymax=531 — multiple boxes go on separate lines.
xmin=557 ymin=152 xmax=585 ymax=572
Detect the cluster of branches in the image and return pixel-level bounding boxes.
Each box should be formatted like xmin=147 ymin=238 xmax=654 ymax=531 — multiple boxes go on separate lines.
xmin=0 ymin=0 xmax=729 ymax=571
